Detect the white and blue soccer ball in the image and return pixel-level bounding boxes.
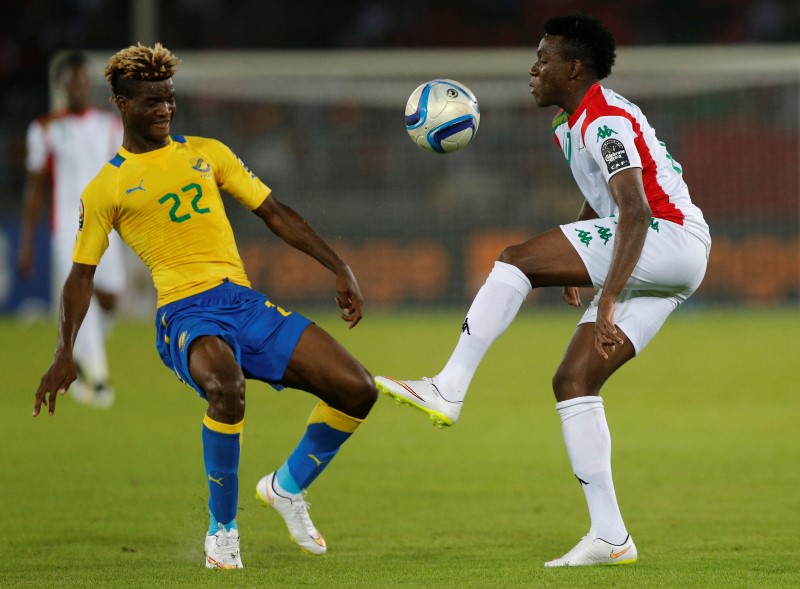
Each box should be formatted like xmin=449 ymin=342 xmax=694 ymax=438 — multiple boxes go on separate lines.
xmin=404 ymin=79 xmax=480 ymax=154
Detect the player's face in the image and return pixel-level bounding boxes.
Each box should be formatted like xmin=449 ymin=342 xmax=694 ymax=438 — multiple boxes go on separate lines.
xmin=529 ymin=35 xmax=572 ymax=109
xmin=118 ymin=78 xmax=176 ymax=151
xmin=64 ymin=66 xmax=90 ymax=112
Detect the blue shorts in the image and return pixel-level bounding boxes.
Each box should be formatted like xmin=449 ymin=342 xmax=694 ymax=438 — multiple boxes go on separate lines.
xmin=155 ymin=280 xmax=312 ymax=398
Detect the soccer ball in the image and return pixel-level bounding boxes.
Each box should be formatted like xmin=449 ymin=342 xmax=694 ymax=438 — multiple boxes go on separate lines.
xmin=404 ymin=79 xmax=480 ymax=154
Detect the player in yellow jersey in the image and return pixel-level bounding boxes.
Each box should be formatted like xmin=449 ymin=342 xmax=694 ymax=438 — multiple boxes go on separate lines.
xmin=32 ymin=43 xmax=378 ymax=569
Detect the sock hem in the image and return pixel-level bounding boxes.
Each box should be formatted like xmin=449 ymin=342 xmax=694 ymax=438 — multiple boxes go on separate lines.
xmin=489 ymin=261 xmax=532 ymax=297
xmin=555 ymin=395 xmax=603 ymax=410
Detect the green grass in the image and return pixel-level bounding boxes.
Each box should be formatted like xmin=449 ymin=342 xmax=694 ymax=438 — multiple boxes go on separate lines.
xmin=2 ymin=307 xmax=799 ymax=588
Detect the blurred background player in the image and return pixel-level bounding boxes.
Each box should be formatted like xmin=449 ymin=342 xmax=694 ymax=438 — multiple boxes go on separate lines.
xmin=17 ymin=50 xmax=125 ymax=408
xmin=33 ymin=43 xmax=378 ymax=569
xmin=376 ymin=13 xmax=710 ymax=567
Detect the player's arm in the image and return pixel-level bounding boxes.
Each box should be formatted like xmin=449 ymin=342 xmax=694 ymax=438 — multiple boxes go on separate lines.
xmin=33 ymin=262 xmax=96 ymax=416
xmin=562 ymin=201 xmax=600 ymax=308
xmin=252 ymin=195 xmax=365 ymax=328
xmin=594 ymin=167 xmax=652 ymax=358
xmin=17 ymin=169 xmax=48 ymax=277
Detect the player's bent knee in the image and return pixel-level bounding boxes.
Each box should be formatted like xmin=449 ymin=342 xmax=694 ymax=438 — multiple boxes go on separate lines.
xmin=498 ymin=245 xmax=541 ymax=284
xmin=347 ymin=370 xmax=378 ymax=415
xmin=551 ymin=368 xmax=600 ymax=401
xmin=328 ymin=368 xmax=377 ymax=419
xmin=498 ymin=245 xmax=525 ymax=268
xmin=203 ymin=372 xmax=246 ymax=422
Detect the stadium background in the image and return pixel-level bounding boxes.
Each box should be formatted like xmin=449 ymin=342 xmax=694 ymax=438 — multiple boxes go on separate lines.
xmin=0 ymin=0 xmax=797 ymax=316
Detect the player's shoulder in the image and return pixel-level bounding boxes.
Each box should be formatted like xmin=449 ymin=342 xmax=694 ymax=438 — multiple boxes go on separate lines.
xmin=32 ymin=112 xmax=54 ymax=128
xmin=82 ymin=160 xmax=120 ymax=199
xmin=93 ymin=155 xmax=125 ymax=181
xmin=31 ymin=107 xmax=117 ymax=130
xmin=30 ymin=109 xmax=68 ymax=131
xmin=585 ymin=86 xmax=643 ymax=123
xmin=600 ymin=87 xmax=641 ymax=114
xmin=579 ymin=87 xmax=640 ymax=137
xmin=173 ymin=134 xmax=233 ymax=156
xmin=85 ymin=106 xmax=120 ymax=123
xmin=173 ymin=134 xmax=225 ymax=148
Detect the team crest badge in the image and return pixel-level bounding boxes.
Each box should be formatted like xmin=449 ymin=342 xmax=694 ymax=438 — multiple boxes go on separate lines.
xmin=191 ymin=158 xmax=211 ymax=173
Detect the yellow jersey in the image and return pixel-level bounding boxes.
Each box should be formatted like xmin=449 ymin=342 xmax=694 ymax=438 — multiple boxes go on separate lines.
xmin=73 ymin=135 xmax=270 ymax=306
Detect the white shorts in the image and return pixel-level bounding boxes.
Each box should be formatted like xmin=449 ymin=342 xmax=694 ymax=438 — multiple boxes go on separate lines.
xmin=53 ymin=229 xmax=127 ymax=295
xmin=560 ymin=217 xmax=709 ymax=354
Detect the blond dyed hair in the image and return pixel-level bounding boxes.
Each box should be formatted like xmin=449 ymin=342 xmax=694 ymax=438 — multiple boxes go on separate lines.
xmin=104 ymin=42 xmax=180 ymax=97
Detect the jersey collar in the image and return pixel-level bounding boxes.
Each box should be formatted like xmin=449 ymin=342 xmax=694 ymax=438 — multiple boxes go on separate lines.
xmin=118 ymin=135 xmax=179 ymax=159
xmin=567 ymin=83 xmax=602 ymax=128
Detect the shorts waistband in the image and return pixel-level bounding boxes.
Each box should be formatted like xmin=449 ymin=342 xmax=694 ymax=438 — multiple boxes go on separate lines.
xmin=157 ymin=278 xmax=248 ymax=314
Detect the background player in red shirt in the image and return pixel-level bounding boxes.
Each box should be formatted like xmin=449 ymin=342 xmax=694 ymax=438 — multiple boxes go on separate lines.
xmin=18 ymin=50 xmax=125 ymax=408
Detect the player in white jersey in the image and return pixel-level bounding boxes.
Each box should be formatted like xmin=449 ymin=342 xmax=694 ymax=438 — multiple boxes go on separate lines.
xmin=376 ymin=14 xmax=710 ymax=566
xmin=18 ymin=50 xmax=125 ymax=408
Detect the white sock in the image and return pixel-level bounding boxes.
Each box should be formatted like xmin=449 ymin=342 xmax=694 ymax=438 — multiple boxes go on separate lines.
xmin=100 ymin=308 xmax=116 ymax=339
xmin=436 ymin=261 xmax=531 ymax=402
xmin=73 ymin=297 xmax=110 ymax=387
xmin=556 ymin=396 xmax=628 ymax=545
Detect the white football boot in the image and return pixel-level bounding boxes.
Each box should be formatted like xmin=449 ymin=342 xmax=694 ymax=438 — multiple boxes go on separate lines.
xmin=69 ymin=376 xmax=95 ymax=406
xmin=256 ymin=472 xmax=327 ymax=555
xmin=374 ymin=376 xmax=462 ymax=427
xmin=204 ymin=524 xmax=243 ymax=569
xmin=93 ymin=383 xmax=116 ymax=409
xmin=544 ymin=532 xmax=637 ymax=567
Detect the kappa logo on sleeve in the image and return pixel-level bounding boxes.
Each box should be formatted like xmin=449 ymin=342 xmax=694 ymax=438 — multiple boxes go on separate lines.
xmin=78 ymin=199 xmax=84 ymax=231
xmin=600 ymin=138 xmax=630 ymax=173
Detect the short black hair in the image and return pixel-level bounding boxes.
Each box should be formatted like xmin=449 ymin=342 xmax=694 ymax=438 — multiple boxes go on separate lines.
xmin=543 ymin=14 xmax=616 ymax=80
xmin=52 ymin=50 xmax=90 ymax=82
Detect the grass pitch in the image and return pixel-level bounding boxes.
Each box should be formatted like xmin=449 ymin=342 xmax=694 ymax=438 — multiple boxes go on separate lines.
xmin=2 ymin=307 xmax=799 ymax=588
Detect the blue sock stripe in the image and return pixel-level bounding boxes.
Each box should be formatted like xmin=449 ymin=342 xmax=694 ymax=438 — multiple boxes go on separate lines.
xmin=276 ymin=463 xmax=302 ymax=495
xmin=207 ymin=505 xmax=237 ymax=535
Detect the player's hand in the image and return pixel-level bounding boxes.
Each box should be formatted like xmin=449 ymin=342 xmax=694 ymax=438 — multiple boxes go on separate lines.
xmin=334 ymin=265 xmax=364 ymax=328
xmin=562 ymin=287 xmax=582 ymax=307
xmin=33 ymin=352 xmax=77 ymax=417
xmin=594 ymin=297 xmax=624 ymax=359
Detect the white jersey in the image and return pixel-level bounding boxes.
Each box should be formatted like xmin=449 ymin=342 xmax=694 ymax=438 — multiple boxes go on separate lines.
xmin=25 ymin=107 xmax=122 ymax=241
xmin=25 ymin=107 xmax=126 ymax=294
xmin=552 ymin=84 xmax=710 ymax=252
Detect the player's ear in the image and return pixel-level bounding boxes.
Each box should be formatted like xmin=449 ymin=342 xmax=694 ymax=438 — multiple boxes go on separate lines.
xmin=568 ymin=59 xmax=583 ymax=80
xmin=113 ymin=94 xmax=127 ymax=112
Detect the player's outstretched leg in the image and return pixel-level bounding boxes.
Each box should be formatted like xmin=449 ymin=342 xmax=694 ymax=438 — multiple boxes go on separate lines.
xmin=544 ymin=532 xmax=637 ymax=567
xmin=374 ymin=376 xmax=462 ymax=427
xmin=376 ymin=261 xmax=531 ymax=427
